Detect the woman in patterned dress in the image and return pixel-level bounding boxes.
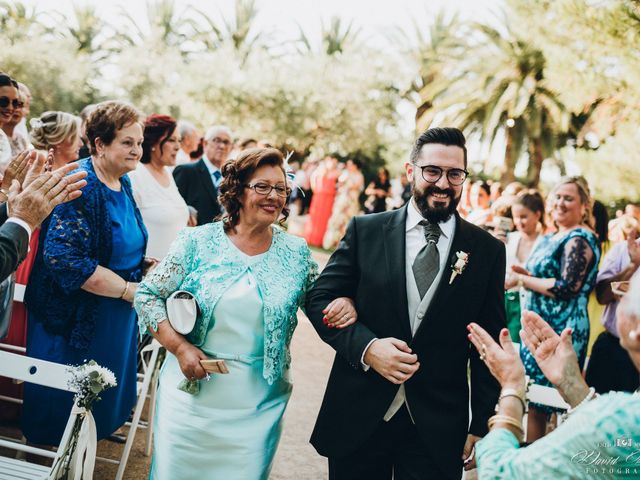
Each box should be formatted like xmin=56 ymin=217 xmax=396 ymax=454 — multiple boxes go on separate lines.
xmin=510 ymin=176 xmax=600 ymax=441
xmin=322 ymin=159 xmax=364 ymax=250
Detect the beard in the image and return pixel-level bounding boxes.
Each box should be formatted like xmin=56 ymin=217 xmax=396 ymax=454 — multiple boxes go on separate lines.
xmin=412 ymin=182 xmax=461 ymax=224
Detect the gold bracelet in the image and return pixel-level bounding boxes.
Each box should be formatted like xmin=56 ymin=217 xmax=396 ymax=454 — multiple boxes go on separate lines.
xmin=517 ymin=274 xmax=524 ymax=289
xmin=488 ymin=414 xmax=524 ymax=435
xmin=119 ymin=281 xmax=130 ymax=300
xmin=497 ymin=388 xmax=527 ymax=413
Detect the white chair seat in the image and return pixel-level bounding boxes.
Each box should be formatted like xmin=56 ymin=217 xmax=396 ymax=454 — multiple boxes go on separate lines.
xmin=0 ymin=456 xmax=50 ymax=480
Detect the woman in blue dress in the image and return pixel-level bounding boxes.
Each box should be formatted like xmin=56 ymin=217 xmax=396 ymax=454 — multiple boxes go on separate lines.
xmin=510 ymin=176 xmax=600 ymax=441
xmin=23 ymin=101 xmax=149 ymax=444
xmin=135 ymin=147 xmax=357 ymax=480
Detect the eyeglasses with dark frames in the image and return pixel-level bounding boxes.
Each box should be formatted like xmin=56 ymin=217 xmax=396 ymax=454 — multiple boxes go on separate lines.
xmin=0 ymin=97 xmax=23 ymax=109
xmin=412 ymin=164 xmax=468 ymax=186
xmin=245 ymin=182 xmax=292 ymax=197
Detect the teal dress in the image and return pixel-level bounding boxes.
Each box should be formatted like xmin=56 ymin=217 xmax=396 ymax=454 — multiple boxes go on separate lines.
xmin=476 ymin=392 xmax=640 ymax=479
xmin=134 ymin=222 xmax=318 ymax=480
xmin=520 ymin=228 xmax=600 ymax=412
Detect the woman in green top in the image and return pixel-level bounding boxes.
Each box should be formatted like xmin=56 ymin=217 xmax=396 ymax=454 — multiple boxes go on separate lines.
xmin=466 ymin=272 xmax=640 ymax=479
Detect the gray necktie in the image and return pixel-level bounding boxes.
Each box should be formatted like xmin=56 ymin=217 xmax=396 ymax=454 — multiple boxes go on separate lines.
xmin=412 ymin=221 xmax=442 ymax=299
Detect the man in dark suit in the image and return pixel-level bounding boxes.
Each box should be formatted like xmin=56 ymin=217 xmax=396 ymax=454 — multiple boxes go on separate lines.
xmin=173 ymin=125 xmax=233 ymax=225
xmin=306 ymin=128 xmax=505 ymax=479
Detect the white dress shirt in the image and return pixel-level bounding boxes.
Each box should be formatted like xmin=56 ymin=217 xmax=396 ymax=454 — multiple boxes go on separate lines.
xmin=383 ymin=200 xmax=456 ymax=421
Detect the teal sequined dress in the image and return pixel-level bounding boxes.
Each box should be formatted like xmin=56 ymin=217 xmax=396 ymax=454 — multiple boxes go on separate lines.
xmin=134 ymin=222 xmax=318 ymax=480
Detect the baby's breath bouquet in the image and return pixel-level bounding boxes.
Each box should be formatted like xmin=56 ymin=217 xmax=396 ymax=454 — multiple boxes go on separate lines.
xmin=50 ymin=360 xmax=117 ymax=480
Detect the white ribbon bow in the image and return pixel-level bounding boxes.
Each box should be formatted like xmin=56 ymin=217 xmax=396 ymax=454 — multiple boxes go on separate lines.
xmin=50 ymin=406 xmax=97 ymax=480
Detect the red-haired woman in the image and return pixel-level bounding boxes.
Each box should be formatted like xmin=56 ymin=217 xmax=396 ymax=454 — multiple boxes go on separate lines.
xmin=129 ymin=114 xmax=193 ymax=259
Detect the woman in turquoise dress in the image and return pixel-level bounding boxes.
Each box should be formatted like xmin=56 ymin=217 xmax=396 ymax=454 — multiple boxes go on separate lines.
xmin=467 ymin=271 xmax=640 ymax=480
xmin=135 ymin=148 xmax=357 ymax=480
xmin=23 ymin=101 xmax=148 ymax=444
xmin=510 ymin=176 xmax=600 ymax=441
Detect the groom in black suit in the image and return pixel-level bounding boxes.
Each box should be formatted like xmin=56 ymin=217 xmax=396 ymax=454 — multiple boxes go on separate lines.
xmin=306 ymin=128 xmax=505 ymax=479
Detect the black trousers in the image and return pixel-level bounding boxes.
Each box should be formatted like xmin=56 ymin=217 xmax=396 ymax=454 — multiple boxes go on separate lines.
xmin=328 ymin=406 xmax=458 ymax=480
xmin=585 ymin=331 xmax=640 ymax=394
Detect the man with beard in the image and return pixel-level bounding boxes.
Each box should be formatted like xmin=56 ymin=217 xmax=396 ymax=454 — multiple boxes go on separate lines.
xmin=306 ymin=127 xmax=505 ymax=479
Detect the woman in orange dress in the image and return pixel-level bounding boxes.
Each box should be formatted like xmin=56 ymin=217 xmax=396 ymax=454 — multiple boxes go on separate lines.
xmin=304 ymin=156 xmax=339 ymax=247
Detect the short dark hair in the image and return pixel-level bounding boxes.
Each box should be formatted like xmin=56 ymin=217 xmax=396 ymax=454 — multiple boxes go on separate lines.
xmin=85 ymin=101 xmax=143 ymax=155
xmin=410 ymin=127 xmax=467 ymax=168
xmin=141 ymin=114 xmax=177 ymax=164
xmin=218 ymin=147 xmax=289 ymax=232
xmin=0 ymin=73 xmax=16 ymax=89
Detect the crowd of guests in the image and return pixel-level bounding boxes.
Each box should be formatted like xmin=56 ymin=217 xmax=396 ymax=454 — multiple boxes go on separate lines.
xmin=0 ymin=68 xmax=638 ymax=479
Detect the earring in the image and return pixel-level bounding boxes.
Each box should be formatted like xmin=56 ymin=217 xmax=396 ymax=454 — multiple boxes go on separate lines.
xmin=629 ymin=330 xmax=639 ymax=342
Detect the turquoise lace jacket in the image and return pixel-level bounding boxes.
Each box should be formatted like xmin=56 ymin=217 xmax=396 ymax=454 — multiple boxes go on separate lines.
xmin=134 ymin=221 xmax=318 ymax=385
xmin=476 ymin=392 xmax=640 ymax=479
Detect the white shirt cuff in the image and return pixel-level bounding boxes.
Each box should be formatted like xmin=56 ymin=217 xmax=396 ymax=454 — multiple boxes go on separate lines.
xmin=360 ymin=338 xmax=378 ymax=371
xmin=6 ymin=217 xmax=32 ymax=241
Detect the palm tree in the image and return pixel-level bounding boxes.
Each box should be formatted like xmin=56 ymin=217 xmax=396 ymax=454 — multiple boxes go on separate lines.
xmin=65 ymin=2 xmax=114 ymax=61
xmin=190 ymin=0 xmax=264 ymax=57
xmin=419 ymin=20 xmax=570 ymax=185
xmin=296 ymin=16 xmax=361 ymax=56
xmin=389 ymin=10 xmax=465 ymax=128
xmin=0 ymin=0 xmax=47 ymax=44
xmin=114 ymin=0 xmax=192 ymax=53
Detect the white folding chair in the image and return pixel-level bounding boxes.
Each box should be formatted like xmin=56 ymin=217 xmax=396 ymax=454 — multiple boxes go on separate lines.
xmin=107 ymin=338 xmax=162 ymax=480
xmin=0 ymin=349 xmax=94 ymax=480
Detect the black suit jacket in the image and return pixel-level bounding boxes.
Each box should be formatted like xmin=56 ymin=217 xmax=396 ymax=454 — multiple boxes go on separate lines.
xmin=173 ymin=159 xmax=221 ymax=225
xmin=0 ymin=204 xmax=29 ymax=283
xmin=305 ymin=206 xmax=505 ymax=476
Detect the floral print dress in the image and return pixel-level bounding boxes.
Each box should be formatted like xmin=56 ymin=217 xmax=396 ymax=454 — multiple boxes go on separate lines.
xmin=521 ymin=227 xmax=600 ymax=412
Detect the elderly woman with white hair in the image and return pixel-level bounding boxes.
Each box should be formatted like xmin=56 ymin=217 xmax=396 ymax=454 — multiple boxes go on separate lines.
xmin=466 ymin=272 xmax=640 ymax=479
xmin=173 ymin=125 xmax=233 ymax=225
xmin=175 ymin=120 xmax=200 ymax=165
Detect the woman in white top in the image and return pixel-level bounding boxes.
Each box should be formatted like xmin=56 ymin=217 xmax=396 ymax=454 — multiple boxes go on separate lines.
xmin=129 ymin=114 xmax=192 ymax=259
xmin=503 ymin=190 xmax=545 ymax=340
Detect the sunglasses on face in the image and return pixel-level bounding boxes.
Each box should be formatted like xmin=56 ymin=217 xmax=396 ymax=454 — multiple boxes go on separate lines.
xmin=0 ymin=97 xmax=23 ymax=109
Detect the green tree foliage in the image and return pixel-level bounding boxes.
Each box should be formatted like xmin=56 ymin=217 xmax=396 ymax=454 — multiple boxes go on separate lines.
xmin=0 ymin=0 xmax=638 ymax=201
xmin=505 ymin=0 xmax=640 ymax=198
xmin=0 ymin=36 xmax=100 ymax=116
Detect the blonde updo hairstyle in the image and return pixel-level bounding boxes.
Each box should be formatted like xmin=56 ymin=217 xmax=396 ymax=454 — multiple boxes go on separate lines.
xmin=553 ymin=175 xmax=594 ymax=229
xmin=30 ymin=111 xmax=80 ymax=150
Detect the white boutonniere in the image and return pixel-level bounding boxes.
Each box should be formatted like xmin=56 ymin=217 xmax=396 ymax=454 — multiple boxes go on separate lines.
xmin=449 ymin=251 xmax=470 ymax=284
